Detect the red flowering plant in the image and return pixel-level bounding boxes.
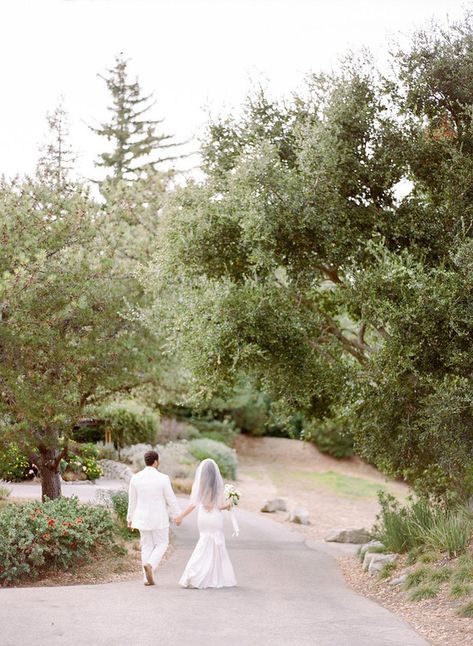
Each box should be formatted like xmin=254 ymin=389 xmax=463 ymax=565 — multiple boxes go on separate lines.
xmin=0 ymin=496 xmax=114 ymax=585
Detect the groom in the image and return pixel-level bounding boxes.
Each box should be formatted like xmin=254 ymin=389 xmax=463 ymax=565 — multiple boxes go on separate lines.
xmin=127 ymin=450 xmax=181 ymax=586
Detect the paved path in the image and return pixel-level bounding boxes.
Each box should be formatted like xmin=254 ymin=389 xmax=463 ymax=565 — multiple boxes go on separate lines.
xmin=0 ymin=489 xmax=428 ymax=646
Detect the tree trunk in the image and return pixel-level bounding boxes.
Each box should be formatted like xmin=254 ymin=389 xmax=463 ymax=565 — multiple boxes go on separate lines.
xmin=38 ymin=446 xmax=62 ymax=501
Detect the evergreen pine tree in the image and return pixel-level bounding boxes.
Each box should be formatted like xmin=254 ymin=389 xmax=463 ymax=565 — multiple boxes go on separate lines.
xmin=92 ymin=54 xmax=182 ymax=182
xmin=37 ymin=101 xmax=76 ymax=188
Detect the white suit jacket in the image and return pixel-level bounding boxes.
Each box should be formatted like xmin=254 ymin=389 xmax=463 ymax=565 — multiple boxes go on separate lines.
xmin=127 ymin=466 xmax=181 ymax=531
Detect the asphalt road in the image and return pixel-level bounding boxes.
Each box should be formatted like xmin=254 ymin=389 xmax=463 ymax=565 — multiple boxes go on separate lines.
xmin=0 ymin=500 xmax=428 ymax=646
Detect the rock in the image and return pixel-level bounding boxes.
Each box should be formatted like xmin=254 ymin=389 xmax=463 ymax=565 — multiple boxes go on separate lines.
xmin=362 ymin=551 xmax=378 ymax=572
xmin=368 ymin=553 xmax=398 ymax=575
xmin=98 ymin=459 xmax=134 ymax=483
xmin=359 ymin=540 xmax=385 ymax=556
xmin=260 ymin=498 xmax=288 ymax=513
xmin=289 ymin=507 xmax=310 ymax=525
xmin=389 ymin=574 xmax=407 ymax=586
xmin=325 ymin=528 xmax=372 ymax=544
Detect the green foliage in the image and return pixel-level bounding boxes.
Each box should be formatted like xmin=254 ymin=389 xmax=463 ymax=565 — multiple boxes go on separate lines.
xmin=100 ymin=490 xmax=134 ymax=539
xmin=374 ymin=492 xmax=473 ymax=557
xmin=187 ymin=417 xmax=237 ymax=445
xmin=456 ymin=601 xmax=473 ymax=618
xmin=96 ymin=400 xmax=160 ymax=450
xmin=0 ymin=497 xmax=114 ymax=585
xmin=187 ymin=438 xmax=238 ymax=480
xmin=428 ymin=567 xmax=452 ymax=584
xmin=403 ymin=566 xmax=432 ymax=590
xmin=450 ymin=582 xmax=472 ymax=599
xmin=61 ymin=443 xmax=103 ymax=481
xmin=303 ymin=417 xmax=354 ymax=458
xmin=407 ymin=583 xmax=440 ymax=601
xmin=0 ymin=176 xmax=160 ymax=499
xmin=0 ymin=443 xmax=33 ymax=482
xmin=92 ymin=54 xmax=182 ymax=183
xmin=379 ymin=561 xmax=397 ymax=579
xmin=142 ymin=14 xmax=473 ymax=500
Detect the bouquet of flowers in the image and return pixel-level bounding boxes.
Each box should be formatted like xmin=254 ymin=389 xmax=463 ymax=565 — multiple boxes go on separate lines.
xmin=224 ymin=484 xmax=241 ymax=536
xmin=224 ymin=484 xmax=241 ymax=506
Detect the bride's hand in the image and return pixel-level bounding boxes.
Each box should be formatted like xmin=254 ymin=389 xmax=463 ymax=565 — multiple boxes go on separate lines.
xmin=174 ymin=515 xmax=182 ymax=526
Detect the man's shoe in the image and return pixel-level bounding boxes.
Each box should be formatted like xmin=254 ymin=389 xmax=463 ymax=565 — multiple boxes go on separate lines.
xmin=143 ymin=563 xmax=155 ymax=586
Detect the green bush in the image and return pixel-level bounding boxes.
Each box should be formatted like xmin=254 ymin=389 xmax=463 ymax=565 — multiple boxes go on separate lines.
xmin=187 ymin=438 xmax=238 ymax=480
xmin=374 ymin=492 xmax=473 ymax=557
xmin=95 ymin=399 xmax=160 ymax=449
xmin=422 ymin=510 xmax=473 ymax=558
xmin=188 ymin=418 xmax=238 ymax=445
xmin=60 ymin=443 xmax=103 ymax=481
xmin=0 ymin=444 xmax=33 ymax=482
xmin=303 ymin=418 xmax=354 ymax=459
xmin=98 ymin=489 xmax=134 ymax=538
xmin=0 ymin=497 xmax=115 ymax=585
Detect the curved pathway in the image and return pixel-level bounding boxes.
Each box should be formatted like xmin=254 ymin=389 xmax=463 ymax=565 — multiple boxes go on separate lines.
xmin=0 ymin=501 xmax=427 ymax=646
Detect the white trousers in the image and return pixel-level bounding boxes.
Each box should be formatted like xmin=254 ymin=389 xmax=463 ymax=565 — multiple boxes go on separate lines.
xmin=139 ymin=527 xmax=169 ymax=580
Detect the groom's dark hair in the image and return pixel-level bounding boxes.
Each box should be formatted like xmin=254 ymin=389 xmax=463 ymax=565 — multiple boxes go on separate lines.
xmin=144 ymin=450 xmax=160 ymax=466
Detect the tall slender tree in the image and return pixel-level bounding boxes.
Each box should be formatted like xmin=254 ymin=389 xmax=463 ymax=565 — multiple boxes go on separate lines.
xmin=37 ymin=101 xmax=76 ymax=188
xmin=92 ymin=54 xmax=182 ymax=183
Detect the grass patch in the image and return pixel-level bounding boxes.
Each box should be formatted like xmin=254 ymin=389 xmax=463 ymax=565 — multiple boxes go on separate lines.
xmin=449 ymin=582 xmax=472 ymax=598
xmin=279 ymin=469 xmax=387 ymax=499
xmin=403 ymin=566 xmax=432 ymax=590
xmin=379 ymin=561 xmax=397 ymax=579
xmin=428 ymin=567 xmax=452 ymax=584
xmin=456 ymin=601 xmax=473 ymax=618
xmin=408 ymin=583 xmax=440 ymax=601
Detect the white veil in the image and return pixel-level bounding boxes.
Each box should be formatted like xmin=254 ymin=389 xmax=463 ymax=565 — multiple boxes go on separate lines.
xmin=190 ymin=458 xmax=225 ymax=509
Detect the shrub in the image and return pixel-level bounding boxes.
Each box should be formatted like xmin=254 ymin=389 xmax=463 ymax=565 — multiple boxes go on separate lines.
xmin=157 ymin=442 xmax=197 ymax=480
xmin=60 ymin=443 xmax=103 ymax=481
xmin=0 ymin=497 xmax=115 ymax=585
xmin=98 ymin=489 xmax=134 ymax=538
xmin=95 ymin=442 xmax=119 ymax=461
xmin=187 ymin=438 xmax=238 ymax=479
xmin=96 ymin=400 xmax=160 ymax=449
xmin=158 ymin=418 xmax=200 ymax=444
xmin=188 ymin=418 xmax=238 ymax=445
xmin=374 ymin=492 xmax=473 ymax=557
xmin=421 ymin=510 xmax=473 ymax=558
xmin=120 ymin=443 xmax=153 ymax=471
xmin=0 ymin=480 xmax=11 ymax=499
xmin=303 ymin=418 xmax=354 ymax=459
xmin=0 ymin=444 xmax=34 ymax=482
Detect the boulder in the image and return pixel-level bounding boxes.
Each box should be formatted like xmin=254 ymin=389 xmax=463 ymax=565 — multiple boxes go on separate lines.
xmin=359 ymin=540 xmax=385 ymax=557
xmin=362 ymin=551 xmax=378 ymax=572
xmin=289 ymin=507 xmax=310 ymax=525
xmin=389 ymin=574 xmax=407 ymax=586
xmin=325 ymin=528 xmax=371 ymax=544
xmin=368 ymin=553 xmax=398 ymax=576
xmin=260 ymin=498 xmax=288 ymax=513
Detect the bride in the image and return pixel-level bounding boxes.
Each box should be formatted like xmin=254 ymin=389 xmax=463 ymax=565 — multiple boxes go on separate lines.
xmin=175 ymin=458 xmax=237 ymax=589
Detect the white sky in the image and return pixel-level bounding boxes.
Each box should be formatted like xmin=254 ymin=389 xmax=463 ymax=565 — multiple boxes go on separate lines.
xmin=0 ymin=0 xmax=470 ymax=180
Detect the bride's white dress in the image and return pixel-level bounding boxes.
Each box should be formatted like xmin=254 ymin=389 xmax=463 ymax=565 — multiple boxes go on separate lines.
xmin=179 ymin=505 xmax=237 ymax=589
